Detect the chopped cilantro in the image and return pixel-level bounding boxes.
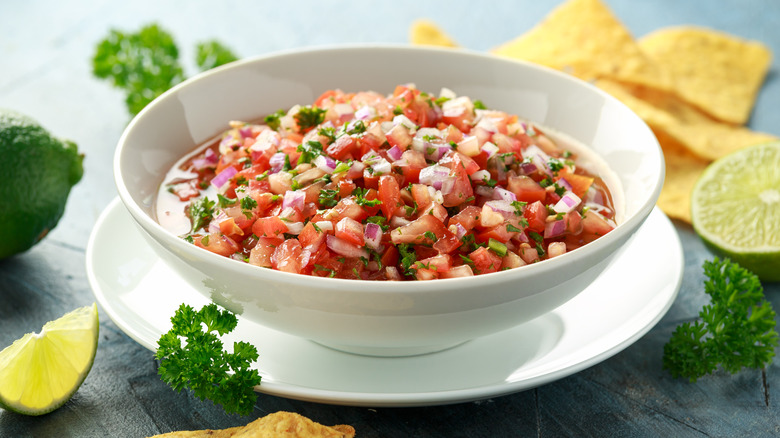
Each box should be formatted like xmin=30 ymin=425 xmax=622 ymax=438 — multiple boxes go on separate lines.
xmin=294 ymin=105 xmax=327 ymax=133
xmin=218 ymin=194 xmax=237 ymax=208
xmin=398 ymin=244 xmax=418 ymax=277
xmin=314 ymin=264 xmax=336 ymax=277
xmin=318 ymin=126 xmax=337 ymax=143
xmin=352 ymin=187 xmax=381 ymax=207
xmin=506 ymin=223 xmax=524 ymax=233
xmin=473 ymin=100 xmax=487 ymax=110
xmin=240 ymin=196 xmax=257 ymax=211
xmin=319 ymin=189 xmax=339 ymax=207
xmin=188 ymin=197 xmax=216 ymax=232
xmin=423 ymin=231 xmax=438 ymax=242
xmin=297 ymin=140 xmax=324 ymax=164
xmin=264 ymin=109 xmax=286 ymax=131
xmin=346 ymin=120 xmax=367 ymax=135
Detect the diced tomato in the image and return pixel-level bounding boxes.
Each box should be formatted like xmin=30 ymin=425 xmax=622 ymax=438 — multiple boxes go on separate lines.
xmin=507 ymin=175 xmax=546 ymax=204
xmin=580 ymin=209 xmax=614 ymax=242
xmin=468 ymin=246 xmax=502 ymax=275
xmin=390 ymin=214 xmax=448 ymax=245
xmin=378 ymin=175 xmax=401 ymax=219
xmin=298 ymin=222 xmax=326 ymax=251
xmin=395 ymin=149 xmax=426 ymax=184
xmin=557 ymin=170 xmax=594 ymax=198
xmin=271 ymin=239 xmax=303 ymax=274
xmin=332 ymin=196 xmax=369 ymax=222
xmin=448 ymin=206 xmax=481 ymax=231
xmin=251 ymin=216 xmax=289 ymax=238
xmin=410 ymin=183 xmax=433 ymax=211
xmin=523 ymin=201 xmax=548 ymax=233
xmin=248 ymin=237 xmax=284 ymax=267
xmin=335 ymin=217 xmax=365 ymax=246
xmin=327 ymin=135 xmax=358 ymax=160
xmin=194 ymin=233 xmax=240 ymax=257
xmin=385 ymin=124 xmax=413 ymax=151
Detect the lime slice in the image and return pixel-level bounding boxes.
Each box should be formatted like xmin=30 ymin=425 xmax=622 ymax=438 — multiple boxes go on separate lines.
xmin=691 ymin=142 xmax=780 ymax=281
xmin=0 ymin=303 xmax=99 ymax=416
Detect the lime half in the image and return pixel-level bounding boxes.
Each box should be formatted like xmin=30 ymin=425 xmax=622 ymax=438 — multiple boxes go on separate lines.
xmin=691 ymin=142 xmax=780 ymax=281
xmin=0 ymin=303 xmax=99 ymax=416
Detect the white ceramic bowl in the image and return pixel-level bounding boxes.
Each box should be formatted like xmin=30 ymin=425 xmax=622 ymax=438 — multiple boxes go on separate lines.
xmin=114 ymin=45 xmax=663 ymax=357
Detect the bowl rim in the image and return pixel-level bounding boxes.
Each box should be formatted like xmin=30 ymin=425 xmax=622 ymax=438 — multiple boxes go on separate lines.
xmin=114 ymin=43 xmax=665 ymax=294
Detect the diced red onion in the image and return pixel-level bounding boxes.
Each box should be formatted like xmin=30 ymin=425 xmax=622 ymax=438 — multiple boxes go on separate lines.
xmin=418 ymin=165 xmax=451 ymax=190
xmin=208 ymin=210 xmax=228 ymax=234
xmin=192 ymin=149 xmax=218 ymax=170
xmin=470 ymin=169 xmax=491 ymax=182
xmin=457 ymin=136 xmax=480 ymax=157
xmin=451 ymin=223 xmax=468 ymax=239
xmin=516 ymin=161 xmax=538 ymax=175
xmin=354 ymin=105 xmax=375 ymax=120
xmin=441 ymin=96 xmax=473 ymax=118
xmin=364 ymin=223 xmax=382 ymax=250
xmin=219 ymin=133 xmax=241 ymax=154
xmin=548 ymin=241 xmax=567 ymax=258
xmin=484 ymin=200 xmax=517 ymax=218
xmin=393 ymin=114 xmax=416 ymax=130
xmin=495 ymin=187 xmax=517 ymax=202
xmin=285 ymin=221 xmax=305 ymax=235
xmin=371 ymin=158 xmax=392 ymax=175
xmin=553 ymin=192 xmax=582 ymax=214
xmin=282 ymin=190 xmax=306 ymax=211
xmin=386 ymin=145 xmax=403 ymax=161
xmin=314 ymin=155 xmax=337 ymax=173
xmin=556 ymin=177 xmax=573 ymax=192
xmin=269 ymin=152 xmax=287 ymax=174
xmin=389 ymin=216 xmax=411 ymax=229
xmin=385 ymin=266 xmax=402 ymax=281
xmin=315 ymin=221 xmax=334 ymax=232
xmin=544 ymin=220 xmax=567 ymax=238
xmin=481 ymin=141 xmax=499 ymax=157
xmin=239 ymin=127 xmax=253 ymax=139
xmin=346 ymin=161 xmax=365 ymax=179
xmin=250 ymin=129 xmax=281 ymax=151
xmin=326 ymin=235 xmax=369 ymax=259
xmin=474 ymin=185 xmax=495 ymax=199
xmin=333 ymin=103 xmax=354 ymax=122
xmin=211 ymin=166 xmax=237 ymax=190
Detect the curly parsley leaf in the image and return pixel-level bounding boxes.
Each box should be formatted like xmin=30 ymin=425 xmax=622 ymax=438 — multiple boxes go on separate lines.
xmin=155 ymin=303 xmax=261 ymax=416
xmin=195 ymin=40 xmax=239 ymax=71
xmin=663 ymin=258 xmax=779 ymax=382
xmin=93 ymin=23 xmax=238 ymax=116
xmin=92 ymin=24 xmax=184 ymax=115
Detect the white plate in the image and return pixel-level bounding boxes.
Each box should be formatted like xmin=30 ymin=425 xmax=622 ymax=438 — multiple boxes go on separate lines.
xmin=86 ymin=198 xmax=682 ymax=407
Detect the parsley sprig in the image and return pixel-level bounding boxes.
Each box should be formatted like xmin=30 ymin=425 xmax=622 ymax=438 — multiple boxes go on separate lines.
xmin=156 ymin=303 xmax=261 ymax=416
xmin=663 ymin=258 xmax=778 ymax=382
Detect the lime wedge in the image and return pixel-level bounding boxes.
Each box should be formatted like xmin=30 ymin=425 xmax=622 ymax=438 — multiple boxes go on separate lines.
xmin=691 ymin=142 xmax=780 ymax=281
xmin=0 ymin=303 xmax=99 ymax=416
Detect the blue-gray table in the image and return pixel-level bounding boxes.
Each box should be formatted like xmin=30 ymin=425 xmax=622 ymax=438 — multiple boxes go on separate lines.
xmin=2 ymin=1 xmax=779 ymax=436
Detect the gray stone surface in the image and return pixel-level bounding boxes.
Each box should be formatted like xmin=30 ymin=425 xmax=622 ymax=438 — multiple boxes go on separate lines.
xmin=1 ymin=1 xmax=779 ymax=436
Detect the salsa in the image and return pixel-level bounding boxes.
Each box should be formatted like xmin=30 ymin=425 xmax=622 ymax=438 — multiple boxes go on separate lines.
xmin=156 ymin=84 xmax=617 ymax=281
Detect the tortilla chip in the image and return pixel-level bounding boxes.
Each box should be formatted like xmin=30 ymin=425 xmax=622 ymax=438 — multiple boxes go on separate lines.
xmin=491 ymin=0 xmax=672 ymax=92
xmin=639 ymin=26 xmax=772 ymax=125
xmin=149 ymin=426 xmax=243 ymax=438
xmin=652 ymin=129 xmax=710 ymax=223
xmin=410 ymin=19 xmax=459 ymax=47
xmin=148 ymin=411 xmax=355 ymax=438
xmin=596 ymin=79 xmax=777 ymax=161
